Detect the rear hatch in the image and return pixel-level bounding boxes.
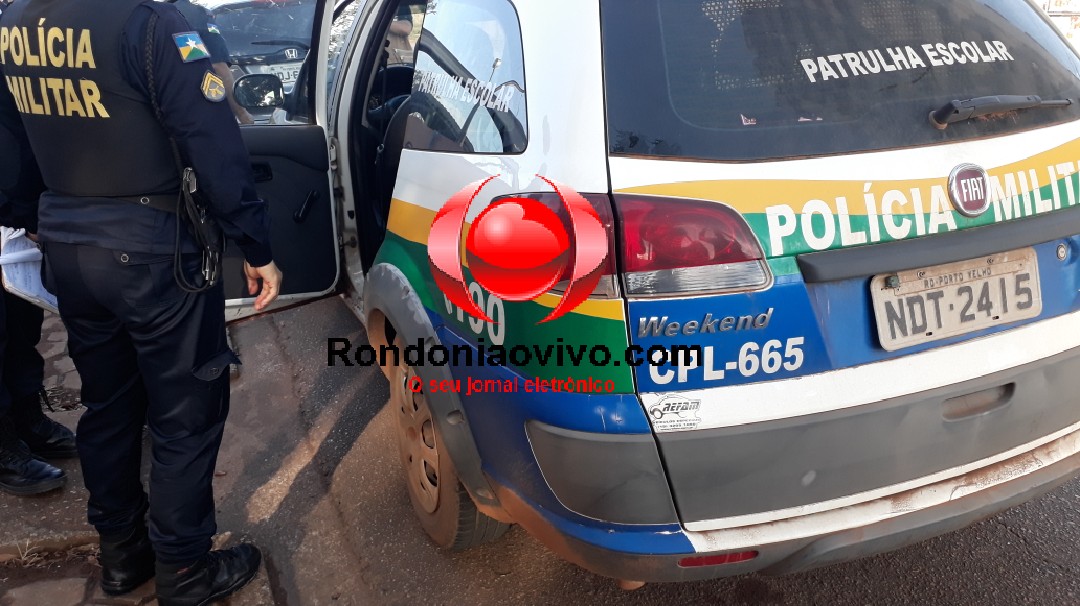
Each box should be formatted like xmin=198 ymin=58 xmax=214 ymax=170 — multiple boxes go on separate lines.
xmin=601 ymin=0 xmax=1080 ymax=529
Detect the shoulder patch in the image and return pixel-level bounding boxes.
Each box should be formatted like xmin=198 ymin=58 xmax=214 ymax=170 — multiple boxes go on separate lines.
xmin=207 ymin=23 xmax=221 ymax=35
xmin=201 ymin=70 xmax=226 ymax=102
xmin=173 ymin=32 xmax=211 ymax=63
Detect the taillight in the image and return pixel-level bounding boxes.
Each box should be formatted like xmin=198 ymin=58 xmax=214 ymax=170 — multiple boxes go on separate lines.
xmin=490 ymin=192 xmax=619 ymax=298
xmin=614 ymin=195 xmax=770 ymax=297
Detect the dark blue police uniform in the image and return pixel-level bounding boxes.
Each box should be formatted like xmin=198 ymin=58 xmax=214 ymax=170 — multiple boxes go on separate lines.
xmin=0 ymin=106 xmax=73 ymax=495
xmin=0 ymin=153 xmax=45 ymax=418
xmin=0 ymin=0 xmax=269 ymax=599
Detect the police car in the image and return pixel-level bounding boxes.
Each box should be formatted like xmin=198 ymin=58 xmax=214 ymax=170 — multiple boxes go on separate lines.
xmin=218 ymin=0 xmax=1080 ymax=583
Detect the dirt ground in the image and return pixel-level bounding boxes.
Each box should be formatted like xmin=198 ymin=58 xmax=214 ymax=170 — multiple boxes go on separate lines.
xmin=0 ymin=545 xmax=100 ymax=604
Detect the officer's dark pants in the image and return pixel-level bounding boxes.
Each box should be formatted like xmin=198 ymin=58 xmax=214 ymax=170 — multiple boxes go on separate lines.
xmin=42 ymin=243 xmax=234 ymax=566
xmin=0 ymin=290 xmax=47 ymax=417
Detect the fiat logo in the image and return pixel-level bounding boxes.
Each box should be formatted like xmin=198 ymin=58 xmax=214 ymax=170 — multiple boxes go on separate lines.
xmin=948 ymin=163 xmax=991 ymax=218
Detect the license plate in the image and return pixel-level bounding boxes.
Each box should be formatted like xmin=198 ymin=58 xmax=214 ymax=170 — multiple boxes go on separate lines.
xmin=268 ymin=63 xmax=302 ymax=84
xmin=870 ymin=248 xmax=1042 ymax=351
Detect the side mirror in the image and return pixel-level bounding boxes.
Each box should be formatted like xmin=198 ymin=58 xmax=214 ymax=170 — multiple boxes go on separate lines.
xmin=234 ymin=74 xmax=285 ymax=108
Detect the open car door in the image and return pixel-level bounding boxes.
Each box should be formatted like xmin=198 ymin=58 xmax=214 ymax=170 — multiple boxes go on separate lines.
xmin=206 ymin=0 xmax=340 ymax=321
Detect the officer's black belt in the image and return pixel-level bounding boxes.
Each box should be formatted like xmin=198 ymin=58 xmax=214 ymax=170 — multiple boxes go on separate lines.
xmin=113 ymin=194 xmax=178 ymax=214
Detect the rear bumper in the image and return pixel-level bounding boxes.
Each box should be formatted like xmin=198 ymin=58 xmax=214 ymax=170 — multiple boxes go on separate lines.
xmin=504 ymin=420 xmax=1080 ymax=581
xmin=660 ymin=345 xmax=1080 ymax=527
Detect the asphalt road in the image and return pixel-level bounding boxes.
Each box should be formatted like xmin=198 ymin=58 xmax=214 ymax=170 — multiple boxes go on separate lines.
xmin=224 ymin=296 xmax=1080 ymax=606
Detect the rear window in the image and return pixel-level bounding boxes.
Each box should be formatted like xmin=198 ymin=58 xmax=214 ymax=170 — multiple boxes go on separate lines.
xmin=601 ymin=0 xmax=1080 ymax=161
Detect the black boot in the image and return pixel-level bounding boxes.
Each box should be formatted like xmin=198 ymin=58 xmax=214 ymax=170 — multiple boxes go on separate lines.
xmin=99 ymin=519 xmax=155 ymax=595
xmin=0 ymin=415 xmax=65 ymax=495
xmin=12 ymin=390 xmax=77 ymax=459
xmin=155 ymin=544 xmax=262 ymax=606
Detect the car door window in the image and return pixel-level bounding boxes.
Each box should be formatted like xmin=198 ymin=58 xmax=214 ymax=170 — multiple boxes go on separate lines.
xmin=405 ymin=0 xmax=527 ymax=154
xmin=327 ymin=1 xmax=361 ymax=105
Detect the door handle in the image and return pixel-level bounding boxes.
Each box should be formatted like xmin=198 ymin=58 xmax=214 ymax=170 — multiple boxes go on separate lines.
xmin=294 ymin=190 xmax=318 ymax=223
xmin=941 ymin=383 xmax=1015 ymax=421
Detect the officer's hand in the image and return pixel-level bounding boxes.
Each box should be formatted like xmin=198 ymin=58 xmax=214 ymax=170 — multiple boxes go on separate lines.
xmin=25 ymin=232 xmax=39 ymax=243
xmin=244 ymin=261 xmax=283 ymax=311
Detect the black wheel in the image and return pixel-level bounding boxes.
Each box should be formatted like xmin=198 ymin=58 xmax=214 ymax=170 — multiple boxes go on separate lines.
xmin=389 ymin=338 xmax=510 ymax=550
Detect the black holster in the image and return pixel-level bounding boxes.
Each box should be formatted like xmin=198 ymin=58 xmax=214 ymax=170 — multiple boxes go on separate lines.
xmin=179 ymin=168 xmax=224 ymax=288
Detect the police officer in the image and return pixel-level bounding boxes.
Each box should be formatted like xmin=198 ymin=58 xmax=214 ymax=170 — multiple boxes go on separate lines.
xmin=386 ymin=4 xmax=415 ymax=65
xmin=0 ymin=118 xmax=74 ymax=496
xmin=0 ymin=0 xmax=282 ymax=603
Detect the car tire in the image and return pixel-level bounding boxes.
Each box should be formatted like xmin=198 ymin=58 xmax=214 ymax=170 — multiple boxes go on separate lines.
xmin=389 ymin=338 xmax=511 ymax=550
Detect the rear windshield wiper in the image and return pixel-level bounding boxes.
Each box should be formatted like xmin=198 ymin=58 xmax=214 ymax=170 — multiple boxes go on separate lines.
xmin=929 ymin=95 xmax=1073 ymax=129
